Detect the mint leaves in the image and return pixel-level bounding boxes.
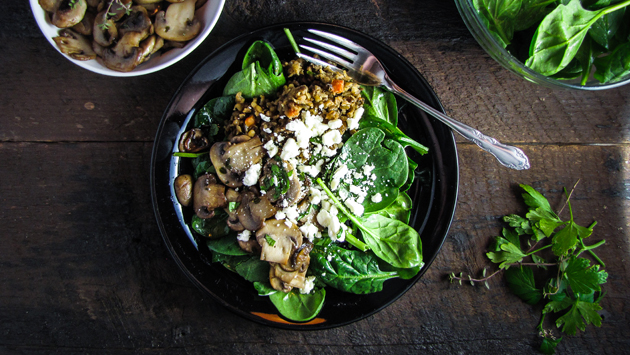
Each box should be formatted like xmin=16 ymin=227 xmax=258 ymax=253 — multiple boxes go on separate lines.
xmin=449 ymin=183 xmax=608 ymax=354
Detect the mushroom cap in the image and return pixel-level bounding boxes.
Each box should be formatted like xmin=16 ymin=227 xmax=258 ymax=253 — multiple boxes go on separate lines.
xmin=71 ymin=10 xmax=94 ymax=36
xmin=235 ymin=189 xmax=277 ymax=231
xmin=193 ymin=173 xmax=227 ymax=218
xmin=52 ymin=28 xmax=96 ymax=61
xmin=256 ymin=219 xmax=303 ymax=265
xmin=118 ymin=6 xmax=153 ymax=39
xmin=39 ymin=0 xmax=61 ymax=13
xmin=52 ymin=0 xmax=87 ymax=28
xmin=178 ymin=128 xmax=209 ymax=153
xmin=99 ymin=32 xmax=144 ymax=72
xmin=154 ymin=0 xmax=201 ymax=42
xmin=209 ymin=135 xmax=264 ymax=188
xmin=92 ymin=11 xmax=118 ymax=47
xmin=173 ymin=174 xmax=193 ymax=207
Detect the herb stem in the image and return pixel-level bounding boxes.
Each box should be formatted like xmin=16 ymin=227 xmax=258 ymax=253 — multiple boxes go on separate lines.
xmin=526 ymin=244 xmax=552 ymax=256
xmin=345 ymin=232 xmax=369 ymax=252
xmin=284 ymin=28 xmax=300 ymax=54
xmin=173 ymin=152 xmax=207 ymax=158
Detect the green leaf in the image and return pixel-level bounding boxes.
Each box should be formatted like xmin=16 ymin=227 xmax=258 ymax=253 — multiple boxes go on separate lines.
xmin=192 ymin=211 xmax=231 ymax=239
xmin=269 ymin=288 xmax=326 ymax=322
xmin=589 ymin=7 xmax=626 ymax=49
xmin=537 ymin=218 xmax=564 ymax=237
xmin=544 ymin=296 xmax=574 ymax=314
xmin=564 ymin=257 xmax=608 ymax=294
xmin=358 ymin=115 xmax=429 ymax=156
xmin=540 ymin=336 xmax=563 ymax=354
xmin=358 ymin=214 xmax=423 ymax=269
xmin=195 ymin=95 xmax=235 ymax=126
xmin=594 ymin=41 xmax=630 ymax=83
xmin=551 ymin=222 xmax=579 ymax=256
xmin=206 ymin=233 xmax=248 ymax=256
xmin=253 ymin=281 xmax=277 ymax=296
xmin=504 ymin=214 xmax=532 ymax=235
xmin=361 ymin=86 xmax=398 ymax=126
xmin=234 ymin=257 xmax=270 ymax=283
xmin=505 ymin=266 xmax=543 ymax=305
xmin=520 ymin=184 xmax=554 ymax=214
xmin=576 ymin=299 xmax=603 ymax=327
xmin=487 ymin=234 xmax=526 ymax=268
xmin=373 ymin=191 xmax=413 ymax=224
xmin=310 ymin=244 xmax=399 ymax=294
xmin=525 ymin=0 xmax=606 ymax=76
xmin=555 ymin=299 xmax=603 ymax=335
xmin=223 ymin=41 xmax=286 ymax=98
xmin=472 ymin=0 xmax=522 ymax=47
xmin=515 ymin=0 xmax=556 ymax=31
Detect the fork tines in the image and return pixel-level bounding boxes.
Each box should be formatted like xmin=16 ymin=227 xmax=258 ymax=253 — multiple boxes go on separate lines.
xmin=298 ymin=29 xmax=364 ymax=71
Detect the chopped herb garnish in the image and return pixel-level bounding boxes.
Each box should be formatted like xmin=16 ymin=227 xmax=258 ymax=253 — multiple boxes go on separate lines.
xmin=228 ymin=202 xmax=240 ymax=212
xmin=265 ymin=235 xmax=276 ymax=247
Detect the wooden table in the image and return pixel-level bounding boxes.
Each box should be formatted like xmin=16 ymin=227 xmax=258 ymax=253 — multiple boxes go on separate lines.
xmin=2 ymin=1 xmax=629 ymax=354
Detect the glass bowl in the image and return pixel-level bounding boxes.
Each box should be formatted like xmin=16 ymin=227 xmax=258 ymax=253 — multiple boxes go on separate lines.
xmin=454 ymin=0 xmax=630 ymax=90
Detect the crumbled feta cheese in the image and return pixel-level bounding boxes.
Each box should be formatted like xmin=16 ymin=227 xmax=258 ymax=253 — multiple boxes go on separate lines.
xmin=317 ymin=209 xmax=341 ymax=237
xmin=345 ymin=198 xmax=364 ymax=216
xmin=300 ymin=276 xmax=316 ymax=294
xmin=237 ymin=229 xmax=251 ymax=242
xmin=299 ymin=222 xmax=320 ymax=242
xmin=331 ymin=165 xmax=349 ymax=191
xmin=263 ymin=140 xmax=278 ymax=158
xmin=260 ymin=113 xmax=271 ymax=122
xmin=363 ymin=164 xmax=375 ymax=175
xmin=242 ymin=163 xmax=261 ymax=186
xmin=371 ymin=193 xmax=382 ymax=203
xmin=322 ymin=146 xmax=337 ymax=157
xmin=322 ymin=130 xmax=342 ymax=146
xmin=286 ymin=119 xmax=313 ymax=149
xmin=275 ymin=210 xmax=286 ymax=220
xmin=327 ymin=119 xmax=342 ymax=129
xmin=283 ymin=205 xmax=300 ymax=222
xmin=284 ymin=220 xmax=293 ymax=227
xmin=309 ymin=187 xmax=322 ymax=205
xmin=338 ymin=188 xmax=349 ymax=201
xmin=262 ymin=127 xmax=272 ymax=134
xmin=280 ymin=138 xmax=300 ymax=160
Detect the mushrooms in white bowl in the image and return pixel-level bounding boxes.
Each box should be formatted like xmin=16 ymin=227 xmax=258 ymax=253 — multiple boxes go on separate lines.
xmin=30 ymin=0 xmax=225 ymax=77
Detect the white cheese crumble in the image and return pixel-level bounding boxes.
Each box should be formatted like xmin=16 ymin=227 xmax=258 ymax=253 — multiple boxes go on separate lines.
xmin=263 ymin=140 xmax=278 ymax=158
xmin=237 ymin=229 xmax=251 ymax=242
xmin=275 ymin=210 xmax=286 ymax=220
xmin=299 ymin=222 xmax=320 ymax=242
xmin=260 ymin=113 xmax=271 ymax=122
xmin=345 ymin=198 xmax=364 ymax=216
xmin=327 ymin=119 xmax=342 ymax=129
xmin=300 ymin=276 xmax=316 ymax=294
xmin=322 ymin=129 xmax=342 ymax=146
xmin=280 ymin=138 xmax=300 ymax=160
xmin=371 ymin=193 xmax=383 ymax=203
xmin=242 ymin=163 xmax=261 ymax=186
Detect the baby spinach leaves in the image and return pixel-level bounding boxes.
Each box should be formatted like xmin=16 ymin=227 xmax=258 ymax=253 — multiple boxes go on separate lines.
xmin=358 ymin=214 xmax=423 ymax=269
xmin=310 ymin=243 xmax=399 ymax=294
xmin=223 ymin=41 xmax=286 ymax=98
xmin=361 ymin=86 xmax=398 ymax=126
xmin=269 ymin=288 xmax=326 ymax=322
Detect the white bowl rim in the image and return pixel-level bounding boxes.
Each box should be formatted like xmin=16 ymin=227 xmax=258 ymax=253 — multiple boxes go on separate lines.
xmin=30 ymin=0 xmax=225 ymax=77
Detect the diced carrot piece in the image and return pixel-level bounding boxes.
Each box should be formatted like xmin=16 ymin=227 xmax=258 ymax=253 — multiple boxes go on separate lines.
xmin=331 ymin=79 xmax=344 ymax=94
xmin=244 ymin=115 xmax=255 ymax=127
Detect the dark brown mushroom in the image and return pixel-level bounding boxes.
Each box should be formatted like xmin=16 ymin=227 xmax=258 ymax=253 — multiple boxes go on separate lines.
xmin=193 ymin=173 xmax=227 ymax=219
xmin=173 ymin=174 xmax=193 ymax=207
xmin=259 ymin=159 xmax=302 ymax=207
xmin=71 ymin=10 xmax=94 ymax=36
xmin=238 ymin=239 xmax=261 ymax=254
xmin=98 ymin=32 xmax=144 ymax=72
xmin=209 ymin=135 xmax=264 ymax=188
xmin=256 ymin=219 xmax=303 ymax=265
xmin=154 ymin=0 xmax=201 ymax=42
xmin=52 ymin=0 xmax=87 ymax=28
xmin=52 ymin=29 xmax=97 ymax=61
xmin=118 ymin=6 xmax=153 ymax=39
xmin=236 ymin=189 xmax=277 ymax=231
xmin=224 ymin=188 xmax=244 ymax=231
xmin=178 ymin=128 xmax=209 ymax=153
xmin=39 ymin=0 xmax=61 ymax=12
xmin=92 ymin=11 xmax=117 ymax=47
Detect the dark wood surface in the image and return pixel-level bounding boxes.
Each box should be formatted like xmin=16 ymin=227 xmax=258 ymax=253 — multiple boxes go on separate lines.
xmin=2 ymin=1 xmax=629 ymax=354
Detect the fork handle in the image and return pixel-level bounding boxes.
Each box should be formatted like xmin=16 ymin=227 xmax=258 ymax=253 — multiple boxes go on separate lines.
xmin=385 ymin=79 xmax=530 ymax=170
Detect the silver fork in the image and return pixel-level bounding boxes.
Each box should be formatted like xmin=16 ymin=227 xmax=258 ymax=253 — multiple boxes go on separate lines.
xmin=297 ymin=29 xmax=530 ymax=171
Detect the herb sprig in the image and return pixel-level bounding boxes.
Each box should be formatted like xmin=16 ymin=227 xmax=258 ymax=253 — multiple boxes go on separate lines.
xmin=449 ymin=182 xmax=608 ymax=354
xmin=97 ymin=0 xmax=132 ymax=30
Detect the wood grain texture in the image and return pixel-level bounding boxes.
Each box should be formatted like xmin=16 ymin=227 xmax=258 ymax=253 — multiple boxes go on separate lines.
xmin=1 ymin=0 xmax=630 ymax=354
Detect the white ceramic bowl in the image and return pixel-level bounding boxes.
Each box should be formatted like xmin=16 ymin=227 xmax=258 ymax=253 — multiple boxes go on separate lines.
xmin=30 ymin=0 xmax=225 ymax=77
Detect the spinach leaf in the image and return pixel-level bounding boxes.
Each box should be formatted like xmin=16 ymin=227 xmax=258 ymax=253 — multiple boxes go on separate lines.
xmin=223 ymin=41 xmax=286 ymax=98
xmin=195 ymin=95 xmax=235 ymax=126
xmin=206 ymin=233 xmax=248 ymax=256
xmin=400 ymin=157 xmax=419 ymax=193
xmin=211 ymin=252 xmax=251 ymax=272
xmin=589 ymin=7 xmax=626 ymax=49
xmin=192 ymin=210 xmax=231 ymax=239
xmin=373 ymin=190 xmax=413 ymax=224
xmin=358 ymin=116 xmax=429 ymax=155
xmin=253 ymin=281 xmax=277 ymax=296
xmin=593 ymin=41 xmax=630 ymax=83
xmin=472 ymin=0 xmax=522 ymax=47
xmin=514 ymin=0 xmax=556 ymax=32
xmin=525 ymin=0 xmax=629 ymax=76
xmin=333 ymin=128 xmax=408 ymax=213
xmin=358 ymin=214 xmax=424 ymax=269
xmin=269 ymin=288 xmax=326 ymax=322
xmin=309 ymin=244 xmax=399 ymax=294
xmin=235 ymin=257 xmax=270 ymax=283
xmin=361 ymin=86 xmax=398 ymax=126
xmin=192 ymin=154 xmax=216 ymax=180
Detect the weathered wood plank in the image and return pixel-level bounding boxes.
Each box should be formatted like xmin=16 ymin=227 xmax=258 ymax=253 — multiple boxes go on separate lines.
xmin=1 ymin=142 xmax=628 ymax=354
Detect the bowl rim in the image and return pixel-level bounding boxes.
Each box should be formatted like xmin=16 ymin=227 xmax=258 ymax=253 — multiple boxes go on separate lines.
xmin=29 ymin=0 xmax=226 ymax=77
xmin=454 ymin=0 xmax=630 ymax=90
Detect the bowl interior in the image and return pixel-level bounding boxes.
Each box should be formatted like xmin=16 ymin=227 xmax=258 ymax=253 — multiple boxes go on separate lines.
xmin=151 ymin=22 xmax=460 ymax=329
xmin=29 ymin=0 xmax=225 ymax=77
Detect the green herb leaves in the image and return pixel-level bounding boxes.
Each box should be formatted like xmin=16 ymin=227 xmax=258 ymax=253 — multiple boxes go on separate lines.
xmin=450 ymin=183 xmax=608 ymax=354
xmin=223 ymin=41 xmax=286 ymax=98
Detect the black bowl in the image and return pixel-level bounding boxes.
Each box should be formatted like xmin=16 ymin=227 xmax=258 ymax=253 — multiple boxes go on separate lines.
xmin=150 ymin=22 xmax=459 ymax=329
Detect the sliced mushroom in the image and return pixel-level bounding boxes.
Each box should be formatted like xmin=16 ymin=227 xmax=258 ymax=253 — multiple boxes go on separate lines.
xmin=52 ymin=0 xmax=87 ymax=28
xmin=178 ymin=128 xmax=209 ymax=153
xmin=52 ymin=29 xmax=97 ymax=61
xmin=93 ymin=11 xmax=117 ymax=47
xmin=72 ymin=10 xmax=94 ymax=36
xmin=154 ymin=0 xmax=201 ymax=42
xmin=259 ymin=159 xmax=302 ymax=207
xmin=104 ymin=0 xmax=132 ymax=22
xmin=134 ymin=0 xmax=162 ymax=4
xmin=256 ymin=219 xmax=303 ymax=265
xmin=193 ymin=173 xmax=227 ymax=219
xmin=238 ymin=239 xmax=261 ymax=254
xmin=98 ymin=32 xmax=143 ymax=72
xmin=210 ymin=135 xmax=264 ymax=188
xmin=224 ymin=188 xmax=244 ymax=231
xmin=39 ymin=0 xmax=61 ymax=13
xmin=235 ymin=189 xmax=277 ymax=231
xmin=174 ymin=174 xmax=193 ymax=207
xmin=118 ymin=6 xmax=153 ymax=39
